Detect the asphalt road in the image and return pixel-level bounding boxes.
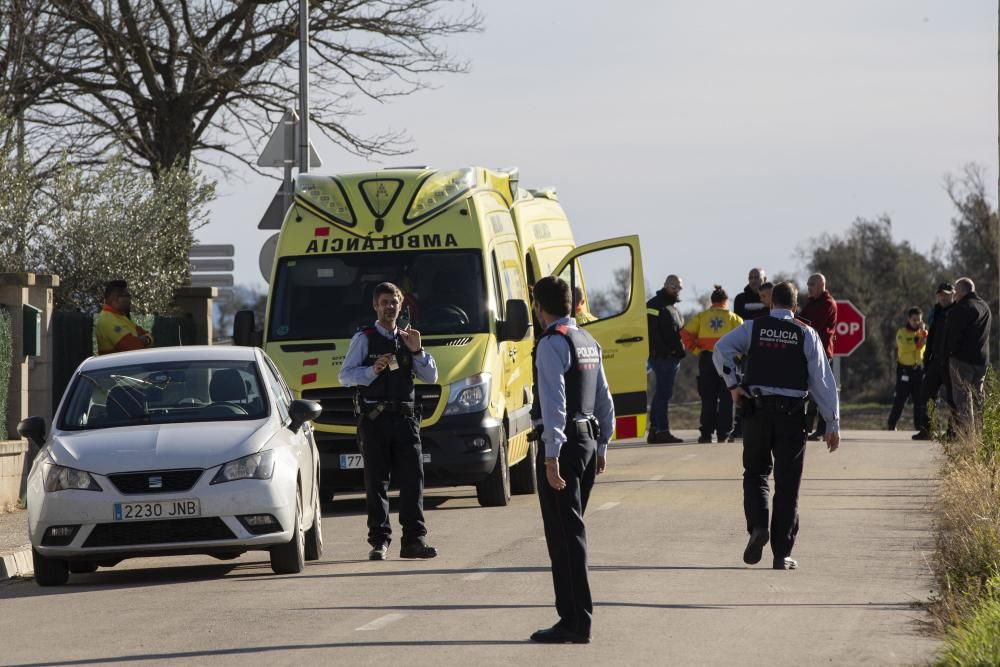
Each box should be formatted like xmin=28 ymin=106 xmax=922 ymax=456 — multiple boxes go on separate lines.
xmin=0 ymin=430 xmax=940 ymax=666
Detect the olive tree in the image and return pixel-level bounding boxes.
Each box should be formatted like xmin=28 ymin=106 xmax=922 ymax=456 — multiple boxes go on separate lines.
xmin=39 ymin=161 xmax=215 ymax=313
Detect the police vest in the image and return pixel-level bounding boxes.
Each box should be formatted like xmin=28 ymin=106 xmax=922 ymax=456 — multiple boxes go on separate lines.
xmin=358 ymin=328 xmax=415 ymax=402
xmin=743 ymin=316 xmax=809 ymax=391
xmin=530 ymin=324 xmax=600 ymax=424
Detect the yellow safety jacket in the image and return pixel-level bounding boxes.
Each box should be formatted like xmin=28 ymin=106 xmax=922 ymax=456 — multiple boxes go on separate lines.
xmin=895 ymin=326 xmax=926 ymax=367
xmin=95 ymin=305 xmax=153 ymax=355
xmin=681 ymin=306 xmax=744 ymax=356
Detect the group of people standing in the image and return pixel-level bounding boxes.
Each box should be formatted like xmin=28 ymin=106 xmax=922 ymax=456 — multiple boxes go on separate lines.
xmin=890 ymin=278 xmax=992 ymax=439
xmin=645 ymin=268 xmax=838 ymax=445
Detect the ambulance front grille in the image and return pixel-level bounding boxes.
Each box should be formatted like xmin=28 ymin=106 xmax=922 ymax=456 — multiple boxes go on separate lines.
xmin=302 ymin=385 xmax=442 ymax=426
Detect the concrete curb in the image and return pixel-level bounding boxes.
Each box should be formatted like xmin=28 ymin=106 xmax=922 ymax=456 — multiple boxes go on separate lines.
xmin=0 ymin=547 xmax=32 ymax=581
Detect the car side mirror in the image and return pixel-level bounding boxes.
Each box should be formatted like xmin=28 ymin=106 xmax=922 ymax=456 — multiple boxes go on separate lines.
xmin=17 ymin=416 xmax=46 ymax=448
xmin=288 ymin=399 xmax=322 ymax=433
xmin=233 ymin=310 xmax=260 ymax=347
xmin=499 ymin=299 xmax=530 ymax=342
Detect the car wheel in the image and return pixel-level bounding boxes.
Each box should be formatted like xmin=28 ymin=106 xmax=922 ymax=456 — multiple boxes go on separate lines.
xmin=476 ymin=427 xmax=510 ymax=507
xmin=32 ymin=548 xmax=69 ymax=586
xmin=270 ymin=489 xmax=305 ymax=575
xmin=510 ymin=437 xmax=538 ymax=495
xmin=305 ymin=485 xmax=324 ymax=561
xmin=69 ymin=561 xmax=98 ymax=574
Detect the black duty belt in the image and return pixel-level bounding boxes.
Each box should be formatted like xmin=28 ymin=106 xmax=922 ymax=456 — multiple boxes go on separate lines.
xmin=898 ymin=364 xmax=922 ymax=371
xmin=361 ymin=401 xmax=416 ymax=420
xmin=570 ymin=415 xmax=600 ymax=440
xmin=751 ymin=395 xmax=806 ymax=415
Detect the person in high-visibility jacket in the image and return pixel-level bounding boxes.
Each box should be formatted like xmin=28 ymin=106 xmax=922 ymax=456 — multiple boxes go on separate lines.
xmin=95 ymin=280 xmax=154 ymax=355
xmin=682 ymin=285 xmax=744 ymax=443
xmin=887 ymin=306 xmax=928 ymax=431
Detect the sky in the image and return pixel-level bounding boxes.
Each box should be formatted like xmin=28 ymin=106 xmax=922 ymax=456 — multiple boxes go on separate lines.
xmin=199 ymin=0 xmax=998 ymax=312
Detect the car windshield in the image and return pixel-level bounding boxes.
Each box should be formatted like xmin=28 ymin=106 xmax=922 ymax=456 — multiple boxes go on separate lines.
xmin=268 ymin=250 xmax=489 ymax=341
xmin=59 ymin=360 xmax=269 ymax=431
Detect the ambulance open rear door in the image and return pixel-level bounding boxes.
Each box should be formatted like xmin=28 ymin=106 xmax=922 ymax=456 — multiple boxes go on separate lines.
xmin=552 ymin=235 xmax=649 ymax=440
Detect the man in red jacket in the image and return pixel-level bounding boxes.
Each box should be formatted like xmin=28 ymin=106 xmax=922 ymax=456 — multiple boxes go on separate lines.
xmin=799 ymin=273 xmax=838 ymax=439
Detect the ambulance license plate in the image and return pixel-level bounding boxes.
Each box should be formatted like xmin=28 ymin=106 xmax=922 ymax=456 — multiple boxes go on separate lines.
xmin=113 ymin=499 xmax=200 ymax=521
xmin=339 ymin=454 xmax=430 ymax=468
xmin=340 ymin=454 xmax=364 ymax=469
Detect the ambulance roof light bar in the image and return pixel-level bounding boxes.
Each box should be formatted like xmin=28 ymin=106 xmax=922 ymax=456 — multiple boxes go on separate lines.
xmin=527 ymin=187 xmax=558 ymax=201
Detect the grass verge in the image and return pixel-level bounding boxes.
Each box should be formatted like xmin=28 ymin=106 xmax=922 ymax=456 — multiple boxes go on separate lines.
xmin=933 ymin=370 xmax=1000 ymax=666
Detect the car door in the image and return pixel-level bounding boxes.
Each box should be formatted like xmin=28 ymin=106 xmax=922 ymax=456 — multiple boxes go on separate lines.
xmin=551 ymin=235 xmax=649 ymax=440
xmin=261 ymin=353 xmax=316 ymax=507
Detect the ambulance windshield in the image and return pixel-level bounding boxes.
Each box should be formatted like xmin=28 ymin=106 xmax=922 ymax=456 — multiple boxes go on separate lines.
xmin=268 ymin=251 xmax=489 ymax=341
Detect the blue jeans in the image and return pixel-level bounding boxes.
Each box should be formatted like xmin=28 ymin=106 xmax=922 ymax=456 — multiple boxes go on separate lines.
xmin=650 ymin=358 xmax=681 ymax=433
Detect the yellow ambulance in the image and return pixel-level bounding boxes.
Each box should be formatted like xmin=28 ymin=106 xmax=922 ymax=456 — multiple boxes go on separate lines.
xmin=248 ymin=167 xmax=648 ymax=506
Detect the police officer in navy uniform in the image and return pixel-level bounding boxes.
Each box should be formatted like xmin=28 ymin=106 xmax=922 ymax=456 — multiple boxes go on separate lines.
xmin=712 ymin=281 xmax=840 ymax=570
xmin=339 ymin=282 xmax=439 ymax=560
xmin=529 ymin=276 xmax=615 ymax=644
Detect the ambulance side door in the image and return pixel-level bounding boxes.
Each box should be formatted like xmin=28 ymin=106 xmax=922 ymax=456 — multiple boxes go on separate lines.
xmin=551 ymin=235 xmax=649 ymax=440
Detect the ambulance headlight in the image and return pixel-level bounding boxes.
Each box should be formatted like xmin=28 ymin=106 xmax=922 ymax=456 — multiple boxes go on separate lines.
xmin=444 ymin=373 xmax=491 ymax=416
xmin=405 ymin=168 xmax=476 ymax=224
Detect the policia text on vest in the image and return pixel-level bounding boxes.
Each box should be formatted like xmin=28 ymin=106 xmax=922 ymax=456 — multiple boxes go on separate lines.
xmin=339 ymin=283 xmax=440 ymax=560
xmin=712 ymin=282 xmax=840 ymax=572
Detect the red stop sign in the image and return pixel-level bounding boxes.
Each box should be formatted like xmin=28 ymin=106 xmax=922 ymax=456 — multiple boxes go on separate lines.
xmin=832 ymin=300 xmax=866 ymax=357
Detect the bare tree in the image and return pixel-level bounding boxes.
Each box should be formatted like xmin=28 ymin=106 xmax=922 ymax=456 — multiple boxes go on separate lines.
xmin=6 ymin=0 xmax=482 ymax=176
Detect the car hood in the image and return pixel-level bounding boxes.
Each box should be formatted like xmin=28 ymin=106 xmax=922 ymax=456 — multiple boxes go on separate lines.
xmin=47 ymin=420 xmax=274 ymax=475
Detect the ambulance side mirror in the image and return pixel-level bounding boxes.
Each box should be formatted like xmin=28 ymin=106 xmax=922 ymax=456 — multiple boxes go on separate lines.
xmin=499 ymin=299 xmax=530 ymax=342
xmin=233 ymin=310 xmax=261 ymax=347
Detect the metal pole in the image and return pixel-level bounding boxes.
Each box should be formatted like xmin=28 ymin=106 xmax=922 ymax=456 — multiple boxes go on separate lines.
xmin=283 ymin=109 xmax=295 ymax=211
xmin=299 ymin=0 xmax=310 ymax=173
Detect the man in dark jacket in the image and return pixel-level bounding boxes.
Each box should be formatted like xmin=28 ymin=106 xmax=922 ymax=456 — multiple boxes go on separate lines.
xmin=734 ymin=267 xmax=769 ymax=321
xmin=799 ymin=273 xmax=837 ymax=440
xmin=731 ymin=268 xmax=769 ymax=441
xmin=945 ymin=277 xmax=992 ymax=433
xmin=913 ymin=283 xmax=955 ymax=440
xmin=646 ymin=275 xmax=685 ymax=444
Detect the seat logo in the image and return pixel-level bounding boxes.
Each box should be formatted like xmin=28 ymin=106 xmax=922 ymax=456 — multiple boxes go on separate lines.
xmin=148 ymin=475 xmax=163 ymax=489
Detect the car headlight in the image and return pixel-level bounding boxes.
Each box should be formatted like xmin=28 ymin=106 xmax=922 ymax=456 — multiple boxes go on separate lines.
xmin=211 ymin=450 xmax=275 ymax=484
xmin=444 ymin=373 xmax=491 ymax=416
xmin=43 ymin=463 xmax=102 ymax=492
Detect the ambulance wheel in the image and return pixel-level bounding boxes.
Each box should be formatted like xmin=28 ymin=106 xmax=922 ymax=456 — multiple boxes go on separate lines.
xmin=476 ymin=428 xmax=510 ymax=507
xmin=510 ymin=437 xmax=538 ymax=495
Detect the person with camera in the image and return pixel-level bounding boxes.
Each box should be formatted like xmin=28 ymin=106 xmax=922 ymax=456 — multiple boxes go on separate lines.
xmin=712 ymin=281 xmax=840 ymax=571
xmin=339 ymin=281 xmax=439 ymax=561
xmin=528 ymin=276 xmax=615 ymax=644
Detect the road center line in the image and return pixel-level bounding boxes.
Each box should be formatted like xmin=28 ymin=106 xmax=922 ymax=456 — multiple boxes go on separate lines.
xmin=650 ymin=474 xmax=665 ymax=481
xmin=595 ymin=501 xmax=620 ymax=512
xmin=356 ymin=613 xmax=406 ymax=632
xmin=462 ymin=571 xmax=489 ymax=581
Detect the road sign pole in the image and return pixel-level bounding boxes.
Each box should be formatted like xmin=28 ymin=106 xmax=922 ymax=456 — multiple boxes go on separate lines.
xmin=299 ymin=0 xmax=310 ymax=174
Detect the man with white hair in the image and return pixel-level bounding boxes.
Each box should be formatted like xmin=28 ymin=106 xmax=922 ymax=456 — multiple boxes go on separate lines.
xmin=944 ymin=277 xmax=992 ymax=433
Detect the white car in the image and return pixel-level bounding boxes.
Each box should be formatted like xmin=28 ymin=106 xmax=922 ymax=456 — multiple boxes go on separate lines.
xmin=19 ymin=345 xmax=324 ymax=586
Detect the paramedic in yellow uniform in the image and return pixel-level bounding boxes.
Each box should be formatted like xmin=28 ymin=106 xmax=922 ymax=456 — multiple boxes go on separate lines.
xmin=887 ymin=306 xmax=927 ymax=431
xmin=682 ymin=285 xmax=743 ymax=443
xmin=95 ymin=280 xmax=154 ymax=355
